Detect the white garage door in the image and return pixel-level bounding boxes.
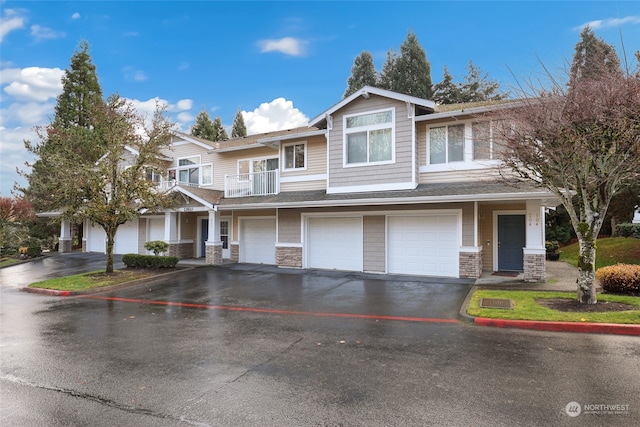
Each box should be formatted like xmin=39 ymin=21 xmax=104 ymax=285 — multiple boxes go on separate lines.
xmin=146 ymin=218 xmax=165 ymax=254
xmin=86 ymin=221 xmax=139 ymax=254
xmin=307 ymin=217 xmax=363 ymax=271
xmin=114 ymin=220 xmax=139 ymax=254
xmin=86 ymin=225 xmax=106 ymax=253
xmin=387 ymin=215 xmax=459 ymax=277
xmin=240 ymin=218 xmax=276 ymax=264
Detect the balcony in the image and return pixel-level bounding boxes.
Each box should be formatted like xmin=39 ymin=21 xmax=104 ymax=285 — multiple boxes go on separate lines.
xmin=225 ymin=169 xmax=280 ymax=198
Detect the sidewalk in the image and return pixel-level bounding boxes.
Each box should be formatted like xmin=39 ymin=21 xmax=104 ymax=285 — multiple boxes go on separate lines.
xmin=461 ymin=261 xmax=640 ymax=336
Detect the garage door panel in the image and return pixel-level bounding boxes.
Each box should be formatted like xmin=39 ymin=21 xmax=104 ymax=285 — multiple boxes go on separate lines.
xmin=308 ymin=217 xmax=362 ymax=271
xmin=114 ymin=221 xmax=138 ymax=254
xmin=241 ymin=218 xmax=276 ymax=264
xmin=388 ymin=215 xmax=459 ymax=277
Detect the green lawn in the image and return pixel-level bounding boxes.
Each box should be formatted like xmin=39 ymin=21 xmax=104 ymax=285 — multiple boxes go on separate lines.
xmin=560 ymin=237 xmax=640 ymax=270
xmin=0 ymin=257 xmax=21 ymax=268
xmin=29 ymin=269 xmax=159 ymax=291
xmin=467 ymin=289 xmax=640 ymax=324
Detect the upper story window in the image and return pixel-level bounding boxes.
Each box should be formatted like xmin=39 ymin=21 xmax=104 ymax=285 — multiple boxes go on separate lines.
xmin=344 ymin=109 xmax=394 ymax=166
xmin=426 ymin=120 xmax=506 ymax=167
xmin=428 ymin=124 xmax=464 ymax=164
xmin=472 ymin=121 xmax=507 ymax=160
xmin=168 ymin=155 xmax=213 ymax=186
xmin=283 ymin=142 xmax=306 ymax=170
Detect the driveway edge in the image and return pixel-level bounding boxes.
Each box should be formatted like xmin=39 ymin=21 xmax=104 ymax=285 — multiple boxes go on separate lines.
xmin=21 ymin=267 xmax=194 ymax=297
xmin=458 ymin=285 xmax=640 ymax=336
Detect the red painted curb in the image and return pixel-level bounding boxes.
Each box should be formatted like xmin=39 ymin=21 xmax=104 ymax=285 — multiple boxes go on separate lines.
xmin=21 ymin=287 xmax=73 ymax=297
xmin=474 ymin=317 xmax=640 ymax=336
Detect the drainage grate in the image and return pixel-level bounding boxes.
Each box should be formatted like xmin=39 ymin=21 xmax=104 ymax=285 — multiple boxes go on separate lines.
xmin=480 ymin=298 xmax=514 ymax=309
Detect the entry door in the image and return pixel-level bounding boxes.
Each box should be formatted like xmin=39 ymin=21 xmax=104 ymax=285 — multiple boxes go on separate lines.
xmin=498 ymin=215 xmax=525 ymax=271
xmin=201 ymin=219 xmax=209 ymax=258
xmin=220 ymin=220 xmax=230 ymax=259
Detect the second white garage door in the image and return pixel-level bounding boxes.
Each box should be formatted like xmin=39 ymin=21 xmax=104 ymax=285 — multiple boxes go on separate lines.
xmin=387 ymin=215 xmax=459 ymax=277
xmin=86 ymin=220 xmax=139 ymax=254
xmin=240 ymin=218 xmax=276 ymax=264
xmin=307 ymin=217 xmax=363 ymax=271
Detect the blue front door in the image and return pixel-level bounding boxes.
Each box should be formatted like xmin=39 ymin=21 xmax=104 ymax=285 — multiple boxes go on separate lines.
xmin=497 ymin=215 xmax=525 ymax=271
xmin=201 ymin=219 xmax=209 ymax=258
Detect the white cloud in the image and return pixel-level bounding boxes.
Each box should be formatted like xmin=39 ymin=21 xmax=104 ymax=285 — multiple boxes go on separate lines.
xmin=1 ymin=67 xmax=64 ymax=102
xmin=30 ymin=24 xmax=65 ymax=41
xmin=258 ymin=37 xmax=306 ymax=56
xmin=243 ymin=98 xmax=309 ymax=135
xmin=0 ymin=9 xmax=26 ymax=42
xmin=174 ymin=99 xmax=193 ymax=111
xmin=576 ymin=16 xmax=640 ymax=31
xmin=71 ymin=12 xmax=80 ymax=20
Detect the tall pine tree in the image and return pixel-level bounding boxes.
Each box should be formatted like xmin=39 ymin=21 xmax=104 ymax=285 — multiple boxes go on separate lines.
xmin=191 ymin=109 xmax=217 ymax=141
xmin=343 ymin=51 xmax=378 ymax=98
xmin=569 ymin=26 xmax=621 ymax=87
xmin=391 ymin=31 xmax=433 ymax=99
xmin=213 ymin=117 xmax=228 ymax=141
xmin=231 ymin=110 xmax=247 ymax=138
xmin=458 ymin=61 xmax=505 ymax=102
xmin=433 ymin=66 xmax=462 ymax=104
xmin=21 ymin=40 xmax=105 ymax=212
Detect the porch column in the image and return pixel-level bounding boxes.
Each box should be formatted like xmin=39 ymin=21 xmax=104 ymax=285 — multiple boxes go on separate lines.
xmin=523 ymin=200 xmax=546 ymax=282
xmin=164 ymin=211 xmax=178 ymax=241
xmin=205 ymin=209 xmax=223 ymax=265
xmin=59 ymin=219 xmax=73 ymax=253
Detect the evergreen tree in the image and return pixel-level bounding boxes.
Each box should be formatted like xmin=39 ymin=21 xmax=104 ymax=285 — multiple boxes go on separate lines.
xmin=190 ymin=108 xmax=217 ymax=141
xmin=20 ymin=40 xmax=105 ymax=213
xmin=343 ymin=51 xmax=378 ymax=98
xmin=231 ymin=110 xmax=247 ymax=138
xmin=213 ymin=117 xmax=228 ymax=141
xmin=433 ymin=66 xmax=462 ymax=104
xmin=378 ymin=49 xmax=399 ymax=92
xmin=459 ymin=61 xmax=506 ymax=102
xmin=391 ymin=31 xmax=433 ymax=99
xmin=569 ymin=26 xmax=621 ymax=87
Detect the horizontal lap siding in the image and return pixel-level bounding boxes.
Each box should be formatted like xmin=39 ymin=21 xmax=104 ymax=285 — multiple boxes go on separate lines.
xmin=328 ymin=96 xmax=414 ymax=190
xmin=279 ymin=136 xmax=327 ymax=192
xmin=363 ymin=216 xmax=385 ymax=272
xmin=278 ymin=209 xmax=301 ymax=243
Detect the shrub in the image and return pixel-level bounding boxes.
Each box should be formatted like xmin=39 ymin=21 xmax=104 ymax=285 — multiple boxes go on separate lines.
xmin=26 ymin=246 xmax=42 ymax=257
xmin=122 ymin=253 xmax=179 ymax=269
xmin=144 ymin=240 xmax=169 ymax=255
xmin=595 ymin=263 xmax=640 ymax=296
xmin=615 ymin=223 xmax=640 ymax=238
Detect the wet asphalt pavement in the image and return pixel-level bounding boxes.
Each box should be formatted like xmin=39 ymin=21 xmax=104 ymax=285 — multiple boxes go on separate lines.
xmin=1 ymin=253 xmax=639 ymax=426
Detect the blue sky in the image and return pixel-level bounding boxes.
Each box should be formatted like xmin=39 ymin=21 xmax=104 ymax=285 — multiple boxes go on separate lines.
xmin=1 ymin=0 xmax=639 ymax=196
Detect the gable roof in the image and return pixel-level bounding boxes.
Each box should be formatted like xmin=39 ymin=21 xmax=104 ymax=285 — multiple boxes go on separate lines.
xmin=171 ymin=131 xmax=217 ymax=150
xmin=309 ymin=86 xmax=436 ymax=127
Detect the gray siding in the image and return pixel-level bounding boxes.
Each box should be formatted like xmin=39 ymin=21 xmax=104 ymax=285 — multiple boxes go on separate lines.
xmin=278 ymin=209 xmax=301 ymax=243
xmin=327 ymin=95 xmax=414 ymax=190
xmin=363 ymin=216 xmax=385 ymax=272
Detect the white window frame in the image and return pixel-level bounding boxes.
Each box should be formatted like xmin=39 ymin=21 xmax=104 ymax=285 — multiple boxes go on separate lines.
xmin=422 ymin=120 xmax=504 ymax=173
xmin=427 ymin=123 xmax=465 ymax=165
xmin=343 ymin=108 xmax=395 ymax=167
xmin=168 ymin=155 xmax=213 ymax=187
xmin=282 ymin=141 xmax=307 ymax=171
xmin=237 ymin=156 xmax=280 ymax=175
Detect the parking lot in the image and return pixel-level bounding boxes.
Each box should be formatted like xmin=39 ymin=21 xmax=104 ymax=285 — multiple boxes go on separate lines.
xmin=2 ymin=254 xmax=639 ymax=426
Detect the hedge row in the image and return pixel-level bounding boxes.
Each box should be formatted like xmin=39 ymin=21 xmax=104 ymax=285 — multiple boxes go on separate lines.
xmin=595 ymin=263 xmax=640 ymax=296
xmin=615 ymin=223 xmax=640 ymax=238
xmin=122 ymin=253 xmax=179 ymax=269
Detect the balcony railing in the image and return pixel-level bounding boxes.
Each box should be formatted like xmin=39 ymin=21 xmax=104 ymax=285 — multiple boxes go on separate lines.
xmin=225 ymin=169 xmax=280 ymax=198
xmin=155 ymin=180 xmax=202 ymax=191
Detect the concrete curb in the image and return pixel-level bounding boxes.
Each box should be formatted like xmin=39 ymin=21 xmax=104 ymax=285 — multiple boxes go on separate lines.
xmin=20 ymin=267 xmax=194 ymax=297
xmin=458 ymin=285 xmax=640 ymax=336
